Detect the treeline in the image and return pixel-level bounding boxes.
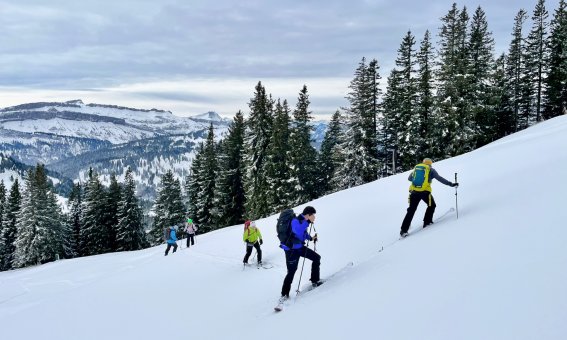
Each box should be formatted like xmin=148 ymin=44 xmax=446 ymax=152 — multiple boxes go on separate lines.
xmin=187 ymin=0 xmax=567 ymax=228
xmin=0 ymin=166 xmax=147 ymax=271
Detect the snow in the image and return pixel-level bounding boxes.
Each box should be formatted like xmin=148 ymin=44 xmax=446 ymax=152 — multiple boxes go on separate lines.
xmin=1 ymin=115 xmax=567 ymax=340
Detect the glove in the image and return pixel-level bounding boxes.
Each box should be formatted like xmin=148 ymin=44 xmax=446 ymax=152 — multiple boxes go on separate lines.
xmin=312 ymin=233 xmax=318 ymax=242
xmin=452 ymin=182 xmax=459 ymax=187
xmin=259 ymin=239 xmax=263 ymax=245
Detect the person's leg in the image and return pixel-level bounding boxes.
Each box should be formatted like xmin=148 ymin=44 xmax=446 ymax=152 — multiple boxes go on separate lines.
xmin=423 ymin=193 xmax=437 ymax=226
xmin=281 ymin=250 xmax=300 ymax=297
xmin=400 ymin=192 xmax=422 ymax=234
xmin=190 ymin=234 xmax=195 ymax=246
xmin=187 ymin=235 xmax=190 ymax=247
xmin=243 ymin=244 xmax=253 ymax=263
xmin=301 ymin=248 xmax=321 ymax=283
xmin=254 ymin=242 xmax=262 ymax=263
xmin=172 ymin=243 xmax=178 ymax=253
xmin=165 ymin=243 xmax=172 ymax=255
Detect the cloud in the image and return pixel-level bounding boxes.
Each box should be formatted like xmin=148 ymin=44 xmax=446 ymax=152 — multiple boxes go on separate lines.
xmin=0 ymin=0 xmax=562 ymax=117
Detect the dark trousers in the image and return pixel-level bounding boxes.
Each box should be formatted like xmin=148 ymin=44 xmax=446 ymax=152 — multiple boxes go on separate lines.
xmin=165 ymin=243 xmax=178 ymax=255
xmin=243 ymin=242 xmax=262 ymax=263
xmin=186 ymin=234 xmax=195 ymax=247
xmin=281 ymin=247 xmax=321 ymax=297
xmin=400 ymin=191 xmax=437 ymax=234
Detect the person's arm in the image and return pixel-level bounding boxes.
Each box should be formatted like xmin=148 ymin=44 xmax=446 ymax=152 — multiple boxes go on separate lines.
xmin=430 ymin=168 xmax=453 ymax=186
xmin=243 ymin=230 xmax=248 ymax=242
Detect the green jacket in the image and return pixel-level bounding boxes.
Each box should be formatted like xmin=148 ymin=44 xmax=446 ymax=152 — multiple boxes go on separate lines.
xmin=243 ymin=226 xmax=262 ymax=243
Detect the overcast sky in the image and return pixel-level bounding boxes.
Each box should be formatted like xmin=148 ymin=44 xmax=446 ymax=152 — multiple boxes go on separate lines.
xmin=0 ymin=0 xmax=561 ymax=119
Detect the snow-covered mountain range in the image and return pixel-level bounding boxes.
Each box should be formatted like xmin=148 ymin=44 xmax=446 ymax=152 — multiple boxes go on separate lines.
xmin=0 ymin=100 xmax=231 ymax=199
xmin=0 ymin=99 xmax=329 ymax=200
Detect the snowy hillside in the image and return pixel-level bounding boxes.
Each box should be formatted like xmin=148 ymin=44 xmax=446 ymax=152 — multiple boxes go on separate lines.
xmin=1 ymin=116 xmax=565 ymax=340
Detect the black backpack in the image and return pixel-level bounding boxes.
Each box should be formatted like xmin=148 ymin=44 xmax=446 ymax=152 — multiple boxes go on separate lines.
xmin=276 ymin=209 xmax=296 ymax=248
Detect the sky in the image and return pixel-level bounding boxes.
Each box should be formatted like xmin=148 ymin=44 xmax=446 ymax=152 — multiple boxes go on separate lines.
xmin=0 ymin=0 xmax=562 ymax=119
xmin=1 ymin=115 xmax=566 ymax=340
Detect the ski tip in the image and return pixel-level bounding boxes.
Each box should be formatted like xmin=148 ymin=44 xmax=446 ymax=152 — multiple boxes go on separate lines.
xmin=274 ymin=306 xmax=283 ymax=312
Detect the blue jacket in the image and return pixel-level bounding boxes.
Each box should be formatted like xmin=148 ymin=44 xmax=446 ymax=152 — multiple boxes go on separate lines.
xmin=167 ymin=228 xmax=177 ymax=245
xmin=280 ymin=214 xmax=313 ymax=250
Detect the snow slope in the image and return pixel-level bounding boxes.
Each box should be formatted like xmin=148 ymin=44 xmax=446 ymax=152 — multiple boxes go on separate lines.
xmin=1 ymin=116 xmax=566 ymax=340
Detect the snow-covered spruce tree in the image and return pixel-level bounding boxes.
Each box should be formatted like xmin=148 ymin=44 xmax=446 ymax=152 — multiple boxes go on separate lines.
xmin=213 ymin=111 xmax=246 ymax=227
xmin=335 ymin=58 xmax=382 ymax=188
xmin=186 ymin=143 xmax=204 ymax=225
xmin=386 ymin=31 xmax=418 ymax=171
xmin=150 ymin=170 xmax=185 ymax=244
xmin=379 ymin=68 xmax=403 ymax=176
xmin=244 ymin=81 xmax=273 ymax=219
xmin=0 ymin=181 xmax=6 ymax=269
xmin=264 ymin=99 xmax=293 ymax=213
xmin=506 ymin=9 xmax=529 ymax=132
xmin=0 ymin=178 xmax=21 ymax=270
xmin=104 ymin=173 xmax=122 ymax=251
xmin=67 ymin=182 xmax=83 ymax=257
xmin=80 ymin=169 xmax=108 ymax=256
xmin=491 ymin=54 xmax=516 ymax=139
xmin=436 ymin=4 xmax=476 ymax=157
xmin=467 ymin=6 xmax=496 ymax=147
xmin=415 ymin=30 xmax=438 ymax=161
xmin=525 ymin=0 xmax=550 ymax=123
xmin=13 ymin=165 xmax=66 ymax=268
xmin=116 ymin=168 xmax=147 ymax=251
xmin=544 ymin=0 xmax=567 ymax=119
xmin=288 ymin=85 xmax=319 ymax=204
xmin=317 ymin=110 xmax=344 ymax=194
xmin=195 ymin=123 xmax=218 ymax=232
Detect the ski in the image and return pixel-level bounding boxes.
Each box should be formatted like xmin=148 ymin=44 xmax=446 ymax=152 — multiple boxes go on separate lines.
xmin=404 ymin=207 xmax=456 ymax=238
xmin=274 ymin=261 xmax=354 ymax=312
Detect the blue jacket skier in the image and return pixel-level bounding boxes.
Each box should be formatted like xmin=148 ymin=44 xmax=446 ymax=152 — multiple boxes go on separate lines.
xmin=164 ymin=225 xmax=178 ymax=256
xmin=280 ymin=206 xmax=321 ymax=300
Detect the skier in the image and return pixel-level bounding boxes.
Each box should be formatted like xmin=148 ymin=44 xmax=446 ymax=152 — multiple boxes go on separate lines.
xmin=279 ymin=206 xmax=320 ymax=303
xmin=399 ymin=158 xmax=458 ymax=238
xmin=184 ymin=218 xmax=197 ymax=248
xmin=243 ymin=220 xmax=263 ymax=266
xmin=164 ymin=225 xmax=178 ymax=256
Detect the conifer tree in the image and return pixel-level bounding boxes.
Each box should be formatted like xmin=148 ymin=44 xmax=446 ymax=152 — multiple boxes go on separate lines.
xmin=415 ymin=30 xmax=437 ymax=160
xmin=525 ymin=0 xmax=550 ymax=123
xmin=317 ymin=110 xmax=343 ymax=194
xmin=0 ymin=179 xmax=21 ymax=270
xmin=436 ymin=4 xmax=476 ymax=157
xmin=13 ymin=165 xmax=65 ymax=268
xmin=244 ymin=82 xmax=273 ymax=219
xmin=288 ymin=85 xmax=319 ymax=204
xmin=336 ymin=58 xmax=382 ymax=187
xmin=80 ymin=169 xmax=107 ymax=255
xmin=150 ymin=170 xmax=185 ymax=244
xmin=196 ymin=123 xmax=218 ymax=231
xmin=468 ymin=6 xmax=496 ymax=146
xmin=544 ymin=0 xmax=567 ymax=118
xmin=507 ymin=9 xmax=529 ymax=131
xmin=67 ymin=183 xmax=83 ymax=257
xmin=187 ymin=144 xmax=205 ymax=225
xmin=265 ymin=99 xmax=293 ymax=212
xmin=0 ymin=181 xmax=5 ymax=245
xmin=116 ymin=168 xmax=147 ymax=251
xmin=492 ymin=54 xmax=516 ymax=138
xmin=105 ymin=174 xmax=122 ymax=251
xmin=213 ymin=111 xmax=246 ymax=227
xmin=380 ymin=68 xmax=403 ymax=175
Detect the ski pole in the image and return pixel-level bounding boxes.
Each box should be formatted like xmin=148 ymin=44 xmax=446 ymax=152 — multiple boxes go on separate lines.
xmin=296 ymin=223 xmax=313 ymax=295
xmin=312 ymin=223 xmax=317 ymax=252
xmin=455 ymin=172 xmax=459 ymax=219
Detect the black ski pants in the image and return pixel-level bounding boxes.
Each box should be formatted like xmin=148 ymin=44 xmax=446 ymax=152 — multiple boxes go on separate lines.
xmin=243 ymin=242 xmax=262 ymax=264
xmin=165 ymin=242 xmax=178 ymax=255
xmin=186 ymin=234 xmax=195 ymax=247
xmin=400 ymin=190 xmax=436 ymax=234
xmin=281 ymin=247 xmax=321 ymax=297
